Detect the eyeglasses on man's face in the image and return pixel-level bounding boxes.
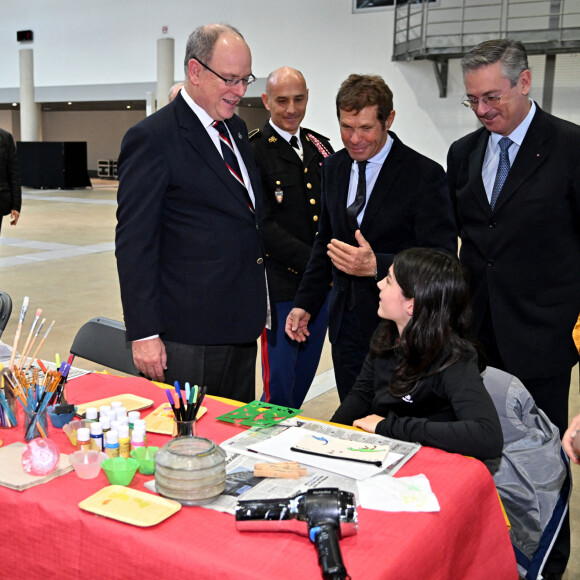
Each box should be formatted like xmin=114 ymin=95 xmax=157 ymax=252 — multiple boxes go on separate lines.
xmin=461 ymin=85 xmax=512 ymax=110
xmin=193 ymin=56 xmax=256 ymax=88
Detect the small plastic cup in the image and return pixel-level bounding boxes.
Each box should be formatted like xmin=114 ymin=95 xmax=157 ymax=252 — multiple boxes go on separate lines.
xmin=47 ymin=405 xmax=77 ymax=429
xmin=101 ymin=456 xmax=139 ymax=486
xmin=130 ymin=446 xmax=159 ymax=475
xmin=69 ymin=450 xmax=108 ymax=479
xmin=63 ymin=419 xmax=89 ymax=447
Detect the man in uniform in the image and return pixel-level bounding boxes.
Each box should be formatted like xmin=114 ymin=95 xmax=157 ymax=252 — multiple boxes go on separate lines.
xmin=250 ymin=67 xmax=333 ymax=408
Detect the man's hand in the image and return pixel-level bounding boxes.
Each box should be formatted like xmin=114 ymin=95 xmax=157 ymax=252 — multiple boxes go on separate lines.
xmin=132 ymin=337 xmax=167 ymax=382
xmin=327 ymin=230 xmax=377 ymax=277
xmin=353 ymin=414 xmax=385 ymax=434
xmin=562 ymin=412 xmax=580 ymax=464
xmin=9 ymin=210 xmax=19 ymax=226
xmin=285 ymin=308 xmax=311 ymax=342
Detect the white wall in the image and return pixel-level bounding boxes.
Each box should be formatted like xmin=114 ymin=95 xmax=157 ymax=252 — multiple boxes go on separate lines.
xmin=1 ymin=0 xmax=579 ymax=168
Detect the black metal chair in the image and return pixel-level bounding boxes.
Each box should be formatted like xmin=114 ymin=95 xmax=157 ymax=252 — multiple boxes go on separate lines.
xmin=69 ymin=317 xmax=140 ymax=375
xmin=0 ymin=291 xmax=13 ymax=339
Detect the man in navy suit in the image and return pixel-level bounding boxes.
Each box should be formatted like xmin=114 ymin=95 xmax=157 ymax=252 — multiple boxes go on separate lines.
xmin=448 ymin=39 xmax=580 ymax=579
xmin=286 ymin=74 xmax=457 ymax=401
xmin=116 ymin=24 xmax=267 ymax=402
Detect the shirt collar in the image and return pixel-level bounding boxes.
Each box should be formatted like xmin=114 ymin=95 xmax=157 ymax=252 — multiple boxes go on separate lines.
xmin=353 ymin=133 xmax=393 ymax=166
xmin=180 ymin=88 xmax=219 ymax=130
xmin=269 ymin=119 xmax=301 ymax=145
xmin=490 ymin=99 xmax=536 ymax=149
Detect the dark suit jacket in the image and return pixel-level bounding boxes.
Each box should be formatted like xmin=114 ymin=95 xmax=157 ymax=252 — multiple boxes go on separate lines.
xmin=0 ymin=128 xmax=21 ymax=217
xmin=447 ymin=104 xmax=580 ymax=378
xmin=116 ymin=93 xmax=267 ymax=345
xmin=294 ymin=132 xmax=457 ymax=345
xmin=250 ymin=123 xmax=333 ymax=302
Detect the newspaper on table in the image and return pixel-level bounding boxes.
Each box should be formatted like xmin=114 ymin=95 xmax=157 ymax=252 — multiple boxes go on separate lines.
xmin=190 ymin=418 xmax=421 ymax=515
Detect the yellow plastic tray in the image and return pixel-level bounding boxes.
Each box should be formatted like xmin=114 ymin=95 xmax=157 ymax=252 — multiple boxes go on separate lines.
xmin=76 ymin=394 xmax=154 ymax=416
xmin=79 ymin=485 xmax=181 ymax=527
xmin=144 ymin=402 xmax=207 ymax=435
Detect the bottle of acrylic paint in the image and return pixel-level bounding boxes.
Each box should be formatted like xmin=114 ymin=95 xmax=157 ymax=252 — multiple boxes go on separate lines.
xmin=89 ymin=422 xmax=104 ymax=452
xmin=105 ymin=430 xmax=120 ymax=459
xmin=133 ymin=419 xmax=147 ymax=445
xmin=100 ymin=415 xmax=111 ymax=435
xmin=118 ymin=424 xmax=131 ymax=459
xmin=85 ymin=407 xmax=98 ymax=423
xmin=76 ymin=427 xmax=91 ymax=452
xmin=131 ymin=428 xmax=146 ymax=452
xmin=128 ymin=411 xmax=140 ymax=431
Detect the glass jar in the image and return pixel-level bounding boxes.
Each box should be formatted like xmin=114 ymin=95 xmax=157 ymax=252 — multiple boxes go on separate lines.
xmin=154 ymin=437 xmax=226 ymax=506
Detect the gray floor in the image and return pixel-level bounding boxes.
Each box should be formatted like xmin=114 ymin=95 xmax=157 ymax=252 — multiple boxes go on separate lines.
xmin=1 ymin=181 xmax=579 ymax=578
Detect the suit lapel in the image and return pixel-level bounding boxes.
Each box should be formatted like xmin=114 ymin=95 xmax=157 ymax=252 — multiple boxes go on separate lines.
xmin=359 ymin=133 xmax=404 ymax=232
xmin=175 ymin=98 xmax=255 ymax=214
xmin=468 ymin=130 xmax=491 ymax=214
xmin=263 ymin=124 xmax=302 ymax=166
xmin=302 ymin=132 xmax=317 ymax=168
xmin=493 ymin=105 xmax=550 ymax=213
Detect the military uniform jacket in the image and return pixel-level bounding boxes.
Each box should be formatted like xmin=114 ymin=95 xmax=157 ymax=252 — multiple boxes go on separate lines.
xmin=251 ymin=123 xmax=333 ymax=302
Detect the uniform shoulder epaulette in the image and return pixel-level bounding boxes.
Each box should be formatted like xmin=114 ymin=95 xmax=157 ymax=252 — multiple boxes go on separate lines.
xmin=248 ymin=128 xmax=260 ymax=140
xmin=303 ymin=127 xmax=330 ymax=141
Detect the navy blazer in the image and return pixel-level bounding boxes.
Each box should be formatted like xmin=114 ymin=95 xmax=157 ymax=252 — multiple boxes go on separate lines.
xmin=116 ymin=93 xmax=267 ymax=345
xmin=294 ymin=132 xmax=457 ymax=345
xmin=447 ymin=104 xmax=580 ymax=378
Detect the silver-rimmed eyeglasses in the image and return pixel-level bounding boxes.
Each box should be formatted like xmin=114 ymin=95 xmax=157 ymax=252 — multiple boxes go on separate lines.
xmin=461 ymin=86 xmax=512 ymax=110
xmin=193 ymin=56 xmax=256 ymax=88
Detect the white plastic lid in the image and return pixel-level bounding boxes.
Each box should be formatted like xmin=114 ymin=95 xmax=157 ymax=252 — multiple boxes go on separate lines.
xmin=90 ymin=422 xmax=103 ymax=435
xmin=110 ymin=401 xmax=123 ymax=409
xmin=116 ymin=407 xmax=127 ymax=418
xmin=106 ymin=429 xmax=119 ymax=444
xmin=133 ymin=419 xmax=146 ymax=431
xmin=118 ymin=425 xmax=130 ymax=439
xmin=128 ymin=411 xmax=140 ymax=421
xmin=100 ymin=416 xmax=111 ymax=430
xmin=131 ymin=429 xmax=145 ymax=443
xmin=99 ymin=405 xmax=111 ymax=417
xmin=85 ymin=407 xmax=98 ymax=420
xmin=76 ymin=427 xmax=90 ymax=442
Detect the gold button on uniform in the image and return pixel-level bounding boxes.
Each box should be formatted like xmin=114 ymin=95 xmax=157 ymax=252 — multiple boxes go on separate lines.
xmin=313 ymin=215 xmax=318 ymax=222
xmin=276 ymin=180 xmax=281 ymax=185
xmin=304 ymin=168 xmax=308 ymax=174
xmin=307 ymin=183 xmax=312 ymax=189
xmin=310 ymin=199 xmax=316 ymax=205
xmin=257 ymin=258 xmax=263 ymax=264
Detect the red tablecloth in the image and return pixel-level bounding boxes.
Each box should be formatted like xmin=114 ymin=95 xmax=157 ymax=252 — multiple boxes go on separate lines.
xmin=0 ymin=374 xmax=517 ymax=579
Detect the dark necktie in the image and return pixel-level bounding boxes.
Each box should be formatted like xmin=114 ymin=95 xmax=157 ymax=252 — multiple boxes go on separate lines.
xmin=212 ymin=120 xmax=246 ymax=189
xmin=290 ymin=135 xmax=299 ymax=149
xmin=490 ymin=137 xmax=513 ymax=211
xmin=346 ymin=160 xmax=368 ymax=231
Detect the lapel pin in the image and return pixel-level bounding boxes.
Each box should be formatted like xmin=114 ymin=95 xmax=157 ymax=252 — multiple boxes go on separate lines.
xmin=268 ymin=136 xmax=277 ymax=143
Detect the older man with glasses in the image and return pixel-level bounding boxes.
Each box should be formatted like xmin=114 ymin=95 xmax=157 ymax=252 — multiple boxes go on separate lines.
xmin=448 ymin=38 xmax=580 ymax=579
xmin=116 ymin=23 xmax=267 ymax=403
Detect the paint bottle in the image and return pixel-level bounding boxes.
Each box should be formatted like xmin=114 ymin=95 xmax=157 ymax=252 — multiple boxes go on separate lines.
xmin=99 ymin=405 xmax=111 ymax=419
xmin=131 ymin=428 xmax=146 ymax=451
xmin=105 ymin=430 xmax=120 ymax=459
xmin=100 ymin=415 xmax=111 ymax=435
xmin=76 ymin=427 xmax=91 ymax=452
xmin=133 ymin=419 xmax=147 ymax=445
xmin=89 ymin=422 xmax=104 ymax=451
xmin=128 ymin=411 xmax=140 ymax=431
xmin=118 ymin=424 xmax=131 ymax=459
xmin=116 ymin=407 xmax=128 ymax=422
xmin=85 ymin=407 xmax=98 ymax=423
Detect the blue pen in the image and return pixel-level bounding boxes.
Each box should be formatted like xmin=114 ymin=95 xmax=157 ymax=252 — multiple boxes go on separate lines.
xmin=174 ymin=381 xmax=184 ymax=407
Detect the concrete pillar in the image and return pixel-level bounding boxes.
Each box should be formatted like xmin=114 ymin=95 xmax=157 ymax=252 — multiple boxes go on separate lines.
xmin=157 ymin=38 xmax=174 ymax=111
xmin=19 ymin=49 xmax=40 ymax=141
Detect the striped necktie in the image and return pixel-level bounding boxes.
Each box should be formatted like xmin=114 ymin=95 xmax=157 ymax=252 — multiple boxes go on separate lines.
xmin=212 ymin=120 xmax=246 ymax=189
xmin=490 ymin=137 xmax=513 ymax=210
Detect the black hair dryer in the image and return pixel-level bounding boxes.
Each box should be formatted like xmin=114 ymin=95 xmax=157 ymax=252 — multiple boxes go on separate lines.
xmin=236 ymin=487 xmax=357 ymax=580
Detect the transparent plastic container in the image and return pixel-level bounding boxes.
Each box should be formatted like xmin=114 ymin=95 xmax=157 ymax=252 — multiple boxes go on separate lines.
xmin=154 ymin=437 xmax=226 ymax=506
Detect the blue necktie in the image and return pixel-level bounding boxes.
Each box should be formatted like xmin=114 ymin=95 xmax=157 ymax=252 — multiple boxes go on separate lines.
xmin=347 ymin=160 xmax=368 ymax=231
xmin=490 ymin=137 xmax=513 ymax=210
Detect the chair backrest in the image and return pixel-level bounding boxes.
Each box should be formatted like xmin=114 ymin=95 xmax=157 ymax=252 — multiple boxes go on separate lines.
xmin=0 ymin=291 xmax=13 ymax=338
xmin=482 ymin=366 xmax=570 ymax=580
xmin=69 ymin=317 xmax=140 ymax=376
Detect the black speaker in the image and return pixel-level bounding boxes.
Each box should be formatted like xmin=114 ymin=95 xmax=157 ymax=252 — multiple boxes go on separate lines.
xmin=17 ymin=30 xmax=33 ymax=42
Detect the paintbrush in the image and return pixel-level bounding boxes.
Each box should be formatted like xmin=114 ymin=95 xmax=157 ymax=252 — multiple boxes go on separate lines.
xmin=8 ymin=296 xmax=29 ymax=369
xmin=23 ymin=318 xmax=46 ymax=372
xmin=17 ymin=308 xmax=42 ymax=370
xmin=26 ymin=319 xmax=55 ymax=365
